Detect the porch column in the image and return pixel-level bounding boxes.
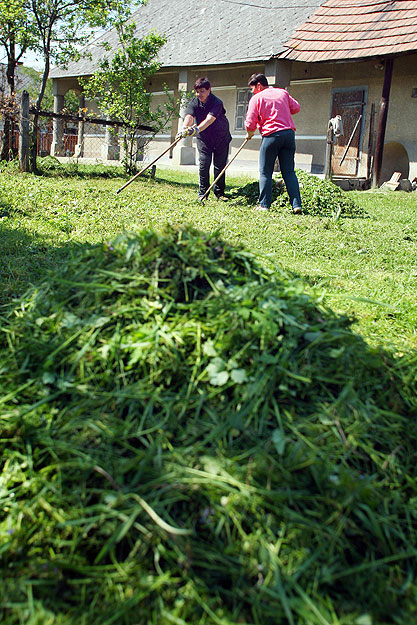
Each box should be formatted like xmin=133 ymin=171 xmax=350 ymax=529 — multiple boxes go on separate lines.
xmin=372 ymin=57 xmax=394 ymax=188
xmin=51 ymin=90 xmax=65 ymax=157
xmin=178 ymin=69 xmax=195 ymax=165
xmin=265 ymin=59 xmax=292 ymax=89
xmin=74 ymin=94 xmax=85 ymax=158
xmin=101 ymin=118 xmax=119 ymax=161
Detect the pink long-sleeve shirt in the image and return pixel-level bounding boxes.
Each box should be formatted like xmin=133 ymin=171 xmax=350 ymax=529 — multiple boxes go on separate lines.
xmin=245 ymin=87 xmax=300 ymax=136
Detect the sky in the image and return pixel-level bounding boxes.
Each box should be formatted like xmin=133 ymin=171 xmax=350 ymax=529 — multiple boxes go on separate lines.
xmin=22 ymin=51 xmax=45 ymax=71
xmin=0 ymin=49 xmax=45 ymax=73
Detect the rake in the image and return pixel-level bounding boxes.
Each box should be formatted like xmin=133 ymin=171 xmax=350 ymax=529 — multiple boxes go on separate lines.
xmin=115 ymin=136 xmax=182 ymax=194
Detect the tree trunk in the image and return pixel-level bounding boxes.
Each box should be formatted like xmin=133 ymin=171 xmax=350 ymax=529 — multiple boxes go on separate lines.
xmin=0 ymin=54 xmax=17 ymax=161
xmin=31 ymin=56 xmax=50 ymax=172
xmin=0 ymin=117 xmax=12 ymax=161
xmin=19 ymin=91 xmax=30 ymax=171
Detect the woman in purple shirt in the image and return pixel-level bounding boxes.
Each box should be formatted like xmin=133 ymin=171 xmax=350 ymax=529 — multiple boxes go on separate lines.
xmin=245 ymin=73 xmax=302 ymax=214
xmin=181 ymin=77 xmax=232 ymax=200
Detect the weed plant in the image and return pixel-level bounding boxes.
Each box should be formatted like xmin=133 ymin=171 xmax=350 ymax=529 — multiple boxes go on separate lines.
xmin=1 ymin=224 xmax=417 ymax=625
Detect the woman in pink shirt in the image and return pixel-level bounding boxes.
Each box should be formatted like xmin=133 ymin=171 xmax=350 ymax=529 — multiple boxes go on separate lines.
xmin=245 ymin=73 xmax=302 ymax=213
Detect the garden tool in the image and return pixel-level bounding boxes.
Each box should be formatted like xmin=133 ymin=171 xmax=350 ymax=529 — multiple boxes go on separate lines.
xmin=199 ymin=138 xmax=250 ymax=202
xmin=115 ymin=135 xmax=182 ymax=194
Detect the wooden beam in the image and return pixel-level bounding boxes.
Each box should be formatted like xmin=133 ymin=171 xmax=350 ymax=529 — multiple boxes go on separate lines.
xmin=28 ymin=106 xmax=155 ymax=132
xmin=324 ymin=121 xmax=334 ymax=180
xmin=366 ymin=102 xmax=375 ymax=181
xmin=372 ymin=57 xmax=394 ymax=188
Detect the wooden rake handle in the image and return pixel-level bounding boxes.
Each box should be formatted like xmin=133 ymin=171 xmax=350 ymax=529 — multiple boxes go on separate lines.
xmin=115 ymin=136 xmax=182 ymax=194
xmin=200 ymin=137 xmax=250 ymax=202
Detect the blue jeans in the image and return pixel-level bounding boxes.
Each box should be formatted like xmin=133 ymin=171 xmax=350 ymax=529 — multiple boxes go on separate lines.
xmin=259 ymin=129 xmax=302 ymax=209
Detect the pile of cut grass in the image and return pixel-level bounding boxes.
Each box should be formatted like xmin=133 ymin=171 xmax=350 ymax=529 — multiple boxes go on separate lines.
xmin=1 ymin=225 xmax=416 ymax=625
xmin=228 ymin=170 xmax=365 ymax=218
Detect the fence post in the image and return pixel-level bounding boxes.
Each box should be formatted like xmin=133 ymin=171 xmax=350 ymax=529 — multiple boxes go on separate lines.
xmin=19 ymin=90 xmax=30 ymax=172
xmin=324 ymin=121 xmax=334 ymax=180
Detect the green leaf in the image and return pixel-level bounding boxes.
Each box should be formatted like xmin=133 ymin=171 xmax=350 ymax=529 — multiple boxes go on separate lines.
xmin=304 ymin=331 xmax=323 ymax=342
xmin=230 ymin=368 xmax=247 ymax=384
xmin=203 ymin=340 xmax=217 ymax=357
xmin=272 ymin=428 xmax=286 ymax=455
xmin=209 ymin=370 xmax=229 ymax=386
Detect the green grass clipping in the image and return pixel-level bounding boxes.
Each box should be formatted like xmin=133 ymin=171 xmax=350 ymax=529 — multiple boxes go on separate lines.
xmin=1 ymin=224 xmax=416 ymax=625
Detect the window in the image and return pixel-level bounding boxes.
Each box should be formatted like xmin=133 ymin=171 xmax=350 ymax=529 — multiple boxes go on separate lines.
xmin=235 ymin=88 xmax=251 ymax=130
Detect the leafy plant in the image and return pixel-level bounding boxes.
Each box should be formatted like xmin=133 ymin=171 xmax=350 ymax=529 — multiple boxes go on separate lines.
xmin=81 ymin=23 xmax=184 ymax=173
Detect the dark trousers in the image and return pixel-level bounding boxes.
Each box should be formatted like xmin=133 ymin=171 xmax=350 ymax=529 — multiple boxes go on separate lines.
xmin=197 ymin=141 xmax=229 ymax=197
xmin=259 ymin=129 xmax=302 ymax=209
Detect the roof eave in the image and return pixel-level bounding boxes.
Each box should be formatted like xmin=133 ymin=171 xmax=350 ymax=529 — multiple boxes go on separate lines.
xmin=277 ymin=48 xmax=414 ymax=64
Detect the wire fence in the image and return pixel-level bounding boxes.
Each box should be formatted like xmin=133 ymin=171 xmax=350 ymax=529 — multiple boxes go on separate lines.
xmin=0 ymin=126 xmax=81 ymax=157
xmin=0 ymin=116 xmax=53 ymax=157
xmin=1 ymin=92 xmax=158 ymax=170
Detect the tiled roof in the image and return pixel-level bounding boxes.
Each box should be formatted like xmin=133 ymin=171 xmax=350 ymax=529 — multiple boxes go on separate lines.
xmin=279 ymin=0 xmax=417 ymax=62
xmin=50 ymin=0 xmax=324 ymax=79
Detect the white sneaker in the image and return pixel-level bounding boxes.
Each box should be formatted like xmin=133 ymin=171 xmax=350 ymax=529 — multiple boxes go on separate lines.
xmin=254 ymin=205 xmax=269 ymax=211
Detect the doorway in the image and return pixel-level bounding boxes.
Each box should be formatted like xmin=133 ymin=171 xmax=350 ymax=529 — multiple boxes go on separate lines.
xmin=331 ymin=88 xmax=366 ymax=176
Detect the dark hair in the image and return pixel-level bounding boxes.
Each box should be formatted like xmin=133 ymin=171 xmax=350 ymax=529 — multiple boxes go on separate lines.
xmin=194 ymin=77 xmax=211 ymax=90
xmin=248 ymin=73 xmax=269 ymax=87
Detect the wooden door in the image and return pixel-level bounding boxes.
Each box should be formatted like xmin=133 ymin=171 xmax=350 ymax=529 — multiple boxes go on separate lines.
xmin=331 ymin=89 xmax=366 ymax=176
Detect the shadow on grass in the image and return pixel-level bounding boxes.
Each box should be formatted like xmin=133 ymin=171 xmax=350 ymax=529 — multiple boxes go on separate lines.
xmin=1 ymin=224 xmax=416 ymax=625
xmin=0 ymin=197 xmax=13 ymax=219
xmin=124 ymin=172 xmax=201 ymax=191
xmin=34 ymin=157 xmax=249 ymax=193
xmin=0 ymin=224 xmax=94 ymax=306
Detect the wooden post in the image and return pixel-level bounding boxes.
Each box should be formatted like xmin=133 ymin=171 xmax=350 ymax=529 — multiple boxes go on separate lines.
xmin=324 ymin=121 xmax=334 ymax=180
xmin=19 ymin=90 xmax=30 ymax=172
xmin=372 ymin=57 xmax=394 ymax=188
xmin=367 ymin=102 xmax=376 ymax=182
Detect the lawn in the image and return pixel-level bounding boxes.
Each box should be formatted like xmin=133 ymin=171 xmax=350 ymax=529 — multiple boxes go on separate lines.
xmin=1 ymin=159 xmax=417 ymax=625
xmin=1 ymin=159 xmax=416 ymax=350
